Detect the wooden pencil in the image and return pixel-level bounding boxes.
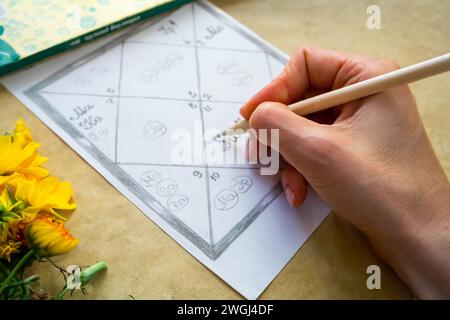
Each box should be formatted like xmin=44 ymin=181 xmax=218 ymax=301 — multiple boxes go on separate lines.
xmin=223 ymin=52 xmax=450 ymax=134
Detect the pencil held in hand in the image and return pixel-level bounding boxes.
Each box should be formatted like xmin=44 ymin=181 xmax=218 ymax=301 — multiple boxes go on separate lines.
xmin=224 ymin=52 xmax=450 ymax=134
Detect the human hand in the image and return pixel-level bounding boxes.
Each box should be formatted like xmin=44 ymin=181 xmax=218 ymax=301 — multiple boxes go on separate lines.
xmin=241 ymin=47 xmax=450 ymax=299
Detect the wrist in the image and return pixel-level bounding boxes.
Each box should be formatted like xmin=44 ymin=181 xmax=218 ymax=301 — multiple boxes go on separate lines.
xmin=379 ymin=183 xmax=450 ymax=299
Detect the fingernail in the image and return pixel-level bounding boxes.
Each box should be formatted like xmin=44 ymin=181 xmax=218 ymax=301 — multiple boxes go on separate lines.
xmin=284 ymin=185 xmax=296 ymax=208
xmin=239 ymin=105 xmax=250 ymax=118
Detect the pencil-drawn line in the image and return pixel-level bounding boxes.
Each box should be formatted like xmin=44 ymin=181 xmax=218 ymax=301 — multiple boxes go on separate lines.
xmin=24 ymin=87 xmax=216 ymax=258
xmin=39 ymin=91 xmax=115 ymax=98
xmin=264 ymin=52 xmax=274 ymax=80
xmin=39 ymin=90 xmax=246 ymax=105
xmin=192 ymin=3 xmax=214 ymax=247
xmin=196 ymin=0 xmax=288 ymax=64
xmin=114 ymin=42 xmax=125 ymax=163
xmin=126 ymin=39 xmax=265 ymax=54
xmin=118 ymin=162 xmax=264 ymax=169
xmin=23 ymin=1 xmax=289 ymax=261
xmin=23 ymin=15 xmax=171 ymax=94
xmin=212 ymin=183 xmax=282 ymax=259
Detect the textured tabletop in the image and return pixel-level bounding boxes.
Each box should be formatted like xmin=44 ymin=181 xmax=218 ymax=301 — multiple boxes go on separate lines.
xmin=1 ymin=0 xmax=449 ymax=299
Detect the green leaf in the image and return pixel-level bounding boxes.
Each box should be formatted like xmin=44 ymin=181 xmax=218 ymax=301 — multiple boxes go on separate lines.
xmin=5 ymin=185 xmax=16 ymax=205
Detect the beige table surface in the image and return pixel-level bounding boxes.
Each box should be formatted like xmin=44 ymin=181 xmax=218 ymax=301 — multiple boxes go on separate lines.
xmin=1 ymin=0 xmax=449 ymax=299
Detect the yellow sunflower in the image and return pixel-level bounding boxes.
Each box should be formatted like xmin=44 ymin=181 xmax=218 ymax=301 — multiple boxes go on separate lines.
xmin=11 ymin=176 xmax=76 ymax=220
xmin=0 ymin=119 xmax=49 ymax=183
xmin=0 ymin=186 xmax=37 ymax=253
xmin=0 ymin=240 xmax=22 ymax=262
xmin=27 ymin=217 xmax=79 ymax=257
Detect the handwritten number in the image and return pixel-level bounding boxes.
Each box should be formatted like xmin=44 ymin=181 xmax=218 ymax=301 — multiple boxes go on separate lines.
xmin=202 ymin=104 xmax=212 ymax=112
xmin=210 ymin=172 xmax=220 ymax=181
xmin=202 ymin=93 xmax=212 ymax=101
xmin=187 ymin=90 xmax=197 ymax=98
xmin=193 ymin=170 xmax=203 ymax=178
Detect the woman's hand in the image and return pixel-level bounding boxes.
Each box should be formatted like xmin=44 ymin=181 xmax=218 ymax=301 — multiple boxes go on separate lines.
xmin=242 ymin=47 xmax=450 ymax=299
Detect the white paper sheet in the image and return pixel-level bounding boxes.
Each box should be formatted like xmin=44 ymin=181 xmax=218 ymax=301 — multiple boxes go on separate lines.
xmin=1 ymin=1 xmax=330 ymax=299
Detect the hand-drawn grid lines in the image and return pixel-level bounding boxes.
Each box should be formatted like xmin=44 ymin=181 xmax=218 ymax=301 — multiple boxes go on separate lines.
xmin=24 ymin=1 xmax=288 ymax=260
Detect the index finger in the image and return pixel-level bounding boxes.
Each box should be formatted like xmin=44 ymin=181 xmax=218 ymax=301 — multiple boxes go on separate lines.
xmin=240 ymin=47 xmax=370 ymax=119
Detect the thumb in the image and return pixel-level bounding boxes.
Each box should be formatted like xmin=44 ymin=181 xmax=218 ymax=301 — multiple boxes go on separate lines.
xmin=249 ymin=102 xmax=340 ymax=179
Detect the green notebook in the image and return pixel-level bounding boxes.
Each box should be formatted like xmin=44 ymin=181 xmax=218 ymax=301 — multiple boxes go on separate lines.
xmin=0 ymin=0 xmax=191 ymax=76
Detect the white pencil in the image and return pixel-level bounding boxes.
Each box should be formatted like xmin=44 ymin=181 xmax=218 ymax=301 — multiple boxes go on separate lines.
xmin=223 ymin=52 xmax=450 ymax=134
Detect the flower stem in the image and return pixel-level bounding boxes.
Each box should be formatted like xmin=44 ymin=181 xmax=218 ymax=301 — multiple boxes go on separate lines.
xmin=3 ymin=274 xmax=39 ymax=288
xmin=80 ymin=260 xmax=108 ymax=283
xmin=0 ymin=250 xmax=34 ymax=296
xmin=55 ymin=261 xmax=108 ymax=300
xmin=55 ymin=286 xmax=70 ymax=300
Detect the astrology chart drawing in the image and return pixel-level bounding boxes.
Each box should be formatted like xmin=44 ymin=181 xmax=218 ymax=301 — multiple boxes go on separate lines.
xmin=24 ymin=1 xmax=288 ymax=260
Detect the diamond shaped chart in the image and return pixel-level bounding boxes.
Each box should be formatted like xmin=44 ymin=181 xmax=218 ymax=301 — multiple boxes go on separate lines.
xmin=24 ymin=2 xmax=288 ymax=260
